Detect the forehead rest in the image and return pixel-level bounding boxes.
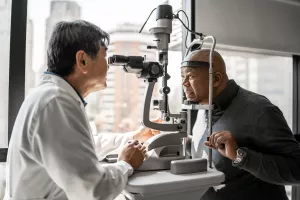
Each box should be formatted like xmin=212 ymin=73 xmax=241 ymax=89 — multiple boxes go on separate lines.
xmin=181 ymin=61 xmax=210 ymax=68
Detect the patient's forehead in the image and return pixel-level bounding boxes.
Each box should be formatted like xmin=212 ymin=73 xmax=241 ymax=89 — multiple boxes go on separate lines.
xmin=183 ymin=50 xmax=210 ymax=62
xmin=181 ymin=67 xmax=197 ymax=74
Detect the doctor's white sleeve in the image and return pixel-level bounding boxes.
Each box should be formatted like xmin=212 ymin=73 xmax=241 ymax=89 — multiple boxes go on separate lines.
xmin=31 ymin=97 xmax=131 ymax=200
xmin=94 ymin=131 xmax=136 ymax=161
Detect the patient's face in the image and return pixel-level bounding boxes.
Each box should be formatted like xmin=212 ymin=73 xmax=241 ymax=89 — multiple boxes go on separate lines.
xmin=181 ymin=66 xmax=209 ymax=104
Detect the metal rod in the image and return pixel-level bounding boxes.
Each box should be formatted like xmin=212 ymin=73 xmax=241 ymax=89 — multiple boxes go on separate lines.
xmin=182 ymin=137 xmax=187 ymax=157
xmin=162 ymin=54 xmax=169 ymax=116
xmin=143 ymin=80 xmax=180 ymax=131
xmin=203 ymin=36 xmax=216 ymax=169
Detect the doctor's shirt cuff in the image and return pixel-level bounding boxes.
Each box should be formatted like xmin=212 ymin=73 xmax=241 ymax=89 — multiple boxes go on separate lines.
xmin=118 ymin=160 xmax=134 ymax=176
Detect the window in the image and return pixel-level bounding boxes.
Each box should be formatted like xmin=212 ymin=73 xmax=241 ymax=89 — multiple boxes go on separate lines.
xmin=0 ymin=0 xmax=12 ymax=197
xmin=26 ymin=0 xmax=183 ymax=135
xmin=218 ymin=50 xmax=293 ymax=129
xmin=0 ymin=0 xmax=11 ymax=149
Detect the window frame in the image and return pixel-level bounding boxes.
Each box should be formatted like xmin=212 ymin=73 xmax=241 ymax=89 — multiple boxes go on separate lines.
xmin=2 ymin=2 xmax=300 ymax=200
xmin=0 ymin=0 xmax=27 ymax=162
xmin=293 ymin=55 xmax=300 ymax=139
xmin=292 ymin=55 xmax=300 ymax=200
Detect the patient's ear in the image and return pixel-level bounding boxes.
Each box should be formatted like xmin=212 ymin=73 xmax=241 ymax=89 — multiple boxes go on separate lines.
xmin=213 ymin=72 xmax=222 ymax=88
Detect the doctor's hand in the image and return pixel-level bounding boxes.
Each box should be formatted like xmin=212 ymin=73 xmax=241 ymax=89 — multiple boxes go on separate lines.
xmin=132 ymin=119 xmax=162 ymax=143
xmin=118 ymin=140 xmax=147 ymax=169
xmin=204 ymin=131 xmax=239 ymax=161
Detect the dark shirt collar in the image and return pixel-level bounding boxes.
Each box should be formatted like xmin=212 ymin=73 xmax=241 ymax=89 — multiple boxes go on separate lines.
xmin=44 ymin=71 xmax=87 ymax=107
xmin=213 ymin=79 xmax=240 ymax=111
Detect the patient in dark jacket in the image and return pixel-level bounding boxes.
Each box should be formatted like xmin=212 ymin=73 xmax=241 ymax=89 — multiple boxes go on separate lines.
xmin=181 ymin=49 xmax=300 ymax=200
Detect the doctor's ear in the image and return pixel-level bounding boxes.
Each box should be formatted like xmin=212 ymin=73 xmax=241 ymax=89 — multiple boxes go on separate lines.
xmin=213 ymin=72 xmax=223 ymax=87
xmin=76 ymin=50 xmax=89 ymax=74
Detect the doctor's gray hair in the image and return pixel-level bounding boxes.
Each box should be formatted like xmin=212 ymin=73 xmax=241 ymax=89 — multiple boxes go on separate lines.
xmin=47 ymin=20 xmax=110 ymax=76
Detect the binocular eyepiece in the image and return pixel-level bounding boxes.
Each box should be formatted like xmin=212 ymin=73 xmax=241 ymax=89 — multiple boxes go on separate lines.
xmin=108 ymin=54 xmax=164 ymax=79
xmin=108 ymin=55 xmax=144 ymax=66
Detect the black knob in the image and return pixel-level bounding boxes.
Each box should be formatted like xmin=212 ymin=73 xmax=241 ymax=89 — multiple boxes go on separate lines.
xmin=147 ymin=46 xmax=157 ymax=49
xmin=153 ymin=100 xmax=159 ymax=106
xmin=162 ymin=86 xmax=170 ymax=94
xmin=165 ymin=116 xmax=170 ymax=121
xmin=151 ymin=64 xmax=160 ymax=75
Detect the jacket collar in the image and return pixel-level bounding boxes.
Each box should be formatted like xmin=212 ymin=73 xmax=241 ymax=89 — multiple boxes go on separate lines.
xmin=213 ymin=79 xmax=239 ymax=111
xmin=40 ymin=72 xmax=87 ymax=107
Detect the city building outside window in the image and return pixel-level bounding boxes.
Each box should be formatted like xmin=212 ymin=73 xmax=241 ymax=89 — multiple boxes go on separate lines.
xmin=25 ymin=0 xmax=182 ymax=134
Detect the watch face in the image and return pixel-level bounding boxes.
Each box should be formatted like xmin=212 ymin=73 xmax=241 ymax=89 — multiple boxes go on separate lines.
xmin=237 ymin=148 xmax=246 ymax=157
xmin=234 ymin=148 xmax=247 ymax=164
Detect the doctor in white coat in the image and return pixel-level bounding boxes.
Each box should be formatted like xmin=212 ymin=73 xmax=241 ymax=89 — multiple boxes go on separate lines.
xmin=5 ymin=20 xmax=158 ymax=200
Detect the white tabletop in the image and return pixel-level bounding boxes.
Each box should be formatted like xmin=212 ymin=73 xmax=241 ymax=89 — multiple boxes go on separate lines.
xmin=126 ymin=168 xmax=225 ymax=194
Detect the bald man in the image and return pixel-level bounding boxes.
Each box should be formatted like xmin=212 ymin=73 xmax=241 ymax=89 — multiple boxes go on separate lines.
xmin=181 ymin=49 xmax=300 ymax=200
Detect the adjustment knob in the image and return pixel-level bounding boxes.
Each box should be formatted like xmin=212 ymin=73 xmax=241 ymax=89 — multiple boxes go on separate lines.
xmin=153 ymin=100 xmax=159 ymax=106
xmin=151 ymin=64 xmax=160 ymax=75
xmin=162 ymin=86 xmax=170 ymax=94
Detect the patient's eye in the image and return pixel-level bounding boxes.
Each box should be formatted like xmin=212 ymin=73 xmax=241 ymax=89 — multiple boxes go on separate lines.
xmin=187 ymin=74 xmax=195 ymax=79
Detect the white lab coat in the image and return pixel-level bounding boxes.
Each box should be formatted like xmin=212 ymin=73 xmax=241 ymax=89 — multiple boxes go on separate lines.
xmin=5 ymin=74 xmax=135 ymax=200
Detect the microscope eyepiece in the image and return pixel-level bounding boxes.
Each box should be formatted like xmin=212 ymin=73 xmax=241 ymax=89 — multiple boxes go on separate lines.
xmin=108 ymin=54 xmax=163 ymax=79
xmin=108 ymin=55 xmax=130 ymax=66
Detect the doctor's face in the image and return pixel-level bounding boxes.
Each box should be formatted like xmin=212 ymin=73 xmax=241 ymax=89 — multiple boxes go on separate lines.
xmin=88 ymin=46 xmax=109 ymax=90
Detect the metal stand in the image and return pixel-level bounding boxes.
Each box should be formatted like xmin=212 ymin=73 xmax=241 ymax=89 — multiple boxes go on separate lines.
xmin=183 ymin=35 xmax=216 ymax=168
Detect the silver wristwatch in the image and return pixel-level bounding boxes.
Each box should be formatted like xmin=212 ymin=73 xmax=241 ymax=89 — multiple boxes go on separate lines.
xmin=233 ymin=148 xmax=247 ymax=165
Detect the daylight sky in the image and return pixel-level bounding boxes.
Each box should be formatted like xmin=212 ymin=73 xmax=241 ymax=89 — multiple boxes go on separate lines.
xmin=27 ymin=0 xmax=181 ymax=71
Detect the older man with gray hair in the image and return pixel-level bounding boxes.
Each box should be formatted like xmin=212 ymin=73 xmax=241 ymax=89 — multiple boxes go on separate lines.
xmin=5 ymin=20 xmax=158 ymax=200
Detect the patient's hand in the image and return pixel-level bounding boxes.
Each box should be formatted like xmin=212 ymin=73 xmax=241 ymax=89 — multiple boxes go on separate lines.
xmin=133 ymin=119 xmax=161 ymax=143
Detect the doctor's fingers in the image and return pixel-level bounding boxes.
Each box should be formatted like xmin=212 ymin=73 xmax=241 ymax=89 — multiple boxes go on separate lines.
xmin=134 ymin=145 xmax=147 ymax=156
xmin=138 ymin=145 xmax=146 ymax=151
xmin=134 ymin=143 xmax=144 ymax=149
xmin=142 ymin=148 xmax=147 ymax=154
xmin=142 ymin=149 xmax=148 ymax=159
xmin=133 ymin=147 xmax=146 ymax=159
xmin=128 ymin=140 xmax=139 ymax=146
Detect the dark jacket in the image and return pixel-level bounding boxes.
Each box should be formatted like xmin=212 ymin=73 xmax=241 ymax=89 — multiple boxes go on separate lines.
xmin=192 ymin=80 xmax=300 ymax=200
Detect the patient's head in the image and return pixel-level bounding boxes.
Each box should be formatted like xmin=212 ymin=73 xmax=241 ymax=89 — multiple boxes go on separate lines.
xmin=181 ymin=49 xmax=228 ymax=104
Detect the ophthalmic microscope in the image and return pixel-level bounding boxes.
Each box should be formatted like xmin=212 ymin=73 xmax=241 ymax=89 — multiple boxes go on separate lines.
xmin=108 ymin=4 xmax=224 ymax=200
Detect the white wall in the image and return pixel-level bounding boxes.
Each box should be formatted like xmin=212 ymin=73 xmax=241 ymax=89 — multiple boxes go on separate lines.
xmin=195 ymin=0 xmax=300 ymax=55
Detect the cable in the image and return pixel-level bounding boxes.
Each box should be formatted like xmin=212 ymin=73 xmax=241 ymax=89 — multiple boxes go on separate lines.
xmin=175 ymin=10 xmax=189 ymax=49
xmin=174 ymin=10 xmax=203 ymax=49
xmin=176 ymin=16 xmax=203 ymax=38
xmin=140 ymin=8 xmax=202 ymax=51
xmin=139 ymin=8 xmax=157 ymax=33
